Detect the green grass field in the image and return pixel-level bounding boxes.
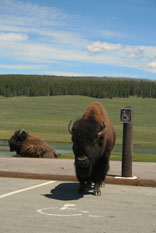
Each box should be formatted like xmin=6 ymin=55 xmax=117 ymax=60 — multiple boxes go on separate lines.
xmin=0 ymin=95 xmax=156 ymax=162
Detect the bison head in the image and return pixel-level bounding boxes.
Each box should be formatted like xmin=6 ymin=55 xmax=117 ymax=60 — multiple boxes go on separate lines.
xmin=8 ymin=130 xmax=28 ymax=153
xmin=68 ymin=118 xmax=106 ymax=178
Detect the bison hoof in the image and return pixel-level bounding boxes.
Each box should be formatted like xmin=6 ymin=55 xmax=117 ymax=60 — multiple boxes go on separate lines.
xmin=94 ymin=183 xmax=102 ymax=196
xmin=93 ymin=190 xmax=101 ymax=196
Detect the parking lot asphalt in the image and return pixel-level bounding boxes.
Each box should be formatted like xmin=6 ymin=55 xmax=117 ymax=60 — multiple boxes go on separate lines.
xmin=0 ymin=157 xmax=156 ymax=187
xmin=0 ymin=178 xmax=156 ymax=233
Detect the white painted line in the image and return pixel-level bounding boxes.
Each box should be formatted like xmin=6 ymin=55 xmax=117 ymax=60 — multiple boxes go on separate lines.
xmin=0 ymin=181 xmax=56 ymax=199
xmin=81 ymin=211 xmax=90 ymax=214
xmin=88 ymin=214 xmax=103 ymax=218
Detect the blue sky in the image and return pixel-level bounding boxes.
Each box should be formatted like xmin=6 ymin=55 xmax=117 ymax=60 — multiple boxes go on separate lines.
xmin=0 ymin=0 xmax=156 ymax=80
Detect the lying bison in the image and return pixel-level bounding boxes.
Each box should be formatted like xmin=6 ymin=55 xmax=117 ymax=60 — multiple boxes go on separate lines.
xmin=8 ymin=130 xmax=58 ymax=158
xmin=68 ymin=102 xmax=116 ymax=195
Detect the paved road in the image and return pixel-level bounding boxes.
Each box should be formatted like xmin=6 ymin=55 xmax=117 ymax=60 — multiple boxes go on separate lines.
xmin=0 ymin=178 xmax=156 ymax=233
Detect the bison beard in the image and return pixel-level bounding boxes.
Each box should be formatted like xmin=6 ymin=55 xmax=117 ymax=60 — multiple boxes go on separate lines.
xmin=68 ymin=102 xmax=116 ymax=196
xmin=8 ymin=130 xmax=58 ymax=158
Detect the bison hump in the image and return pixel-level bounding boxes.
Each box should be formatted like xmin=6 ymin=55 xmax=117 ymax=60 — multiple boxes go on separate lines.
xmin=82 ymin=102 xmax=108 ymax=125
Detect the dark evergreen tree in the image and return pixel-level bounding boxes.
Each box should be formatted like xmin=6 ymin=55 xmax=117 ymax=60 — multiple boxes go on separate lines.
xmin=0 ymin=75 xmax=155 ymax=98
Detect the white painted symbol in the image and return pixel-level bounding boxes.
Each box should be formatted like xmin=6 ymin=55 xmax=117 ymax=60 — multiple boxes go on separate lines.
xmin=37 ymin=206 xmax=81 ymax=217
xmin=122 ymin=110 xmax=129 ymax=122
xmin=37 ymin=204 xmax=103 ymax=218
xmin=60 ymin=204 xmax=76 ymax=211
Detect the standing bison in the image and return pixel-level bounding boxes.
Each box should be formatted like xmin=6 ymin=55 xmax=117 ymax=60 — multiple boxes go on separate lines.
xmin=68 ymin=102 xmax=116 ymax=195
xmin=8 ymin=130 xmax=58 ymax=158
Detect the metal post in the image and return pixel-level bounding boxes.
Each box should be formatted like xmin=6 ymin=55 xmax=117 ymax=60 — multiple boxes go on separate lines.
xmin=122 ymin=122 xmax=133 ymax=177
xmin=120 ymin=106 xmax=133 ymax=177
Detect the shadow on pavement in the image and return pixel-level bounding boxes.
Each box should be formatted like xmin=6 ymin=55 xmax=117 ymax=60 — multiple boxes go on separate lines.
xmin=43 ymin=182 xmax=95 ymax=201
xmin=43 ymin=182 xmax=83 ymax=201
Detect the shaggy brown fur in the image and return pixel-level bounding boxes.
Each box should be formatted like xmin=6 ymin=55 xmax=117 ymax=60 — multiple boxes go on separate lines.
xmin=8 ymin=130 xmax=58 ymax=158
xmin=69 ymin=101 xmax=116 ymax=195
xmin=82 ymin=102 xmax=116 ymax=151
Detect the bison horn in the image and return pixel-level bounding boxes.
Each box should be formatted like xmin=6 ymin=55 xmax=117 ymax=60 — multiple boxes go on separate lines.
xmin=98 ymin=123 xmax=106 ymax=137
xmin=19 ymin=129 xmax=24 ymax=134
xmin=68 ymin=120 xmax=73 ymax=134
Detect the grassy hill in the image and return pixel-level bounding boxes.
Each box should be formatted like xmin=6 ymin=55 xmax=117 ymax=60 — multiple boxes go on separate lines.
xmin=0 ymin=95 xmax=156 ymax=161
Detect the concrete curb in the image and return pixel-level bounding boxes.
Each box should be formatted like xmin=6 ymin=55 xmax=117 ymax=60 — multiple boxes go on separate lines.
xmin=0 ymin=171 xmax=155 ymax=187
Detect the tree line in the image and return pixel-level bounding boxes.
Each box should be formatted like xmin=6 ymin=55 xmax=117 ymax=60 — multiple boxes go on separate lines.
xmin=0 ymin=74 xmax=156 ymax=98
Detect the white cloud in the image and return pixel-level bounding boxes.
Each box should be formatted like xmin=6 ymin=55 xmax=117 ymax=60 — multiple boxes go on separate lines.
xmin=0 ymin=64 xmax=44 ymax=70
xmin=86 ymin=41 xmax=122 ymax=52
xmin=86 ymin=42 xmax=146 ymax=60
xmin=0 ymin=0 xmax=69 ymax=28
xmin=1 ymin=35 xmax=156 ymax=75
xmin=0 ymin=33 xmax=28 ymax=41
xmin=99 ymin=29 xmax=128 ymax=38
xmin=145 ymin=61 xmax=156 ymax=74
xmin=126 ymin=47 xmax=144 ymax=59
xmin=0 ymin=0 xmax=156 ymax=77
xmin=147 ymin=61 xmax=156 ymax=69
xmin=0 ymin=0 xmax=87 ymax=51
xmin=86 ymin=42 xmax=156 ymax=74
